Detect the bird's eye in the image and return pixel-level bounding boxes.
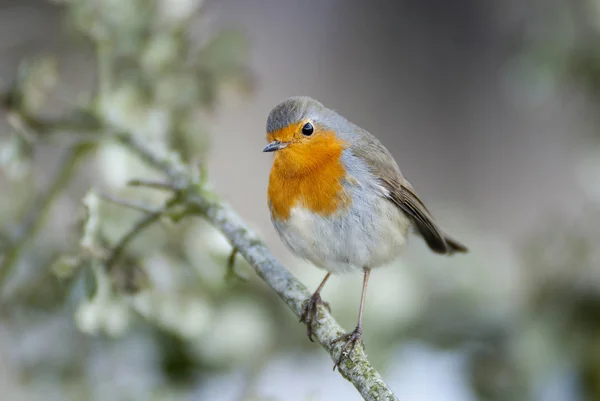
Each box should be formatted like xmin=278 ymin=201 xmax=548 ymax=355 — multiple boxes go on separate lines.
xmin=301 ymin=122 xmax=314 ymax=136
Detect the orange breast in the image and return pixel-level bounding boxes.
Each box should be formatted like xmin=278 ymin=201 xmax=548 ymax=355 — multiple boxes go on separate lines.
xmin=267 ymin=132 xmax=350 ymax=220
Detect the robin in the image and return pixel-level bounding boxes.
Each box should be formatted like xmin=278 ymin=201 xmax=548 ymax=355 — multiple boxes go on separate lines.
xmin=263 ymin=96 xmax=467 ymax=369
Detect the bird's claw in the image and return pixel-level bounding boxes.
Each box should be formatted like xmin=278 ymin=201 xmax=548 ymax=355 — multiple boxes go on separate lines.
xmin=331 ymin=326 xmax=363 ymax=371
xmin=299 ymin=292 xmax=331 ymax=342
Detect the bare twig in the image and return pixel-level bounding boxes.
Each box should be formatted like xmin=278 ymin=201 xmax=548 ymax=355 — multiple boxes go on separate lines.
xmin=116 ymin=133 xmax=187 ymax=181
xmin=0 ymin=142 xmax=94 ymax=287
xmin=104 ymin=197 xmax=179 ymax=271
xmin=226 ymin=246 xmax=238 ymax=276
xmin=225 ymin=246 xmax=248 ymax=282
xmin=115 ymin=133 xmax=399 ymax=401
xmin=98 ymin=192 xmax=163 ymax=214
xmin=127 ymin=178 xmax=176 ymax=191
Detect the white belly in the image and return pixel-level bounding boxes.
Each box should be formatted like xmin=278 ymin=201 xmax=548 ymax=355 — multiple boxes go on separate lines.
xmin=272 ymin=196 xmax=410 ymax=274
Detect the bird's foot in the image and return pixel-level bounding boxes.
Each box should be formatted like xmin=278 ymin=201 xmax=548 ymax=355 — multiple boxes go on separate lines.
xmin=331 ymin=325 xmax=363 ymax=371
xmin=299 ymin=292 xmax=331 ymax=342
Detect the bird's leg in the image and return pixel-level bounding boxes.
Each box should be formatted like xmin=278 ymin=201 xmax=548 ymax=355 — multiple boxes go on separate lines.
xmin=300 ymin=273 xmax=332 ymax=342
xmin=332 ymin=268 xmax=371 ymax=371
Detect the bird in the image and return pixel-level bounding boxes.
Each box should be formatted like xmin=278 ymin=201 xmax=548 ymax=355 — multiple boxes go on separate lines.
xmin=263 ymin=96 xmax=467 ymax=369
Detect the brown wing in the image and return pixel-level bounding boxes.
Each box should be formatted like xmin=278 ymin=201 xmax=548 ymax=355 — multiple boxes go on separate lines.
xmin=349 ymin=128 xmax=467 ymax=255
xmin=385 ymin=179 xmax=467 ymax=254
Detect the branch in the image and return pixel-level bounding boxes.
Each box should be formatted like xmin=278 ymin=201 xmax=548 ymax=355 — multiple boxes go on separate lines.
xmin=0 ymin=142 xmax=94 ymax=286
xmin=127 ymin=178 xmax=176 ymax=191
xmin=116 ymin=134 xmax=399 ymax=401
xmin=225 ymin=246 xmax=249 ymax=281
xmin=98 ymin=192 xmax=165 ymax=214
xmin=0 ymin=111 xmax=398 ymax=399
xmin=104 ymin=197 xmax=179 ymax=271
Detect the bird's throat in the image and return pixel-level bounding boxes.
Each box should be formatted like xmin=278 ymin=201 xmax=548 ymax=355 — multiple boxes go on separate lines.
xmin=268 ymin=139 xmax=350 ymax=220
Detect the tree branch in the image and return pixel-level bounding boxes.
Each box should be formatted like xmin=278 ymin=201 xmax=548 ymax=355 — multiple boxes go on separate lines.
xmin=0 ymin=112 xmax=398 ymax=400
xmin=0 ymin=142 xmax=94 ymax=286
xmin=115 ymin=133 xmax=399 ymax=401
xmin=97 ymin=192 xmax=164 ymax=214
xmin=104 ymin=197 xmax=179 ymax=271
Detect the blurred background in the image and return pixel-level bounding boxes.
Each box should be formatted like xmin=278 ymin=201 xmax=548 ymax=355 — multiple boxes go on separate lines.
xmin=1 ymin=0 xmax=599 ymax=400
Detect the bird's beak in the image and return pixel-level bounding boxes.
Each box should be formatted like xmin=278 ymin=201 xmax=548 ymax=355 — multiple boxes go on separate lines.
xmin=263 ymin=140 xmax=288 ymax=152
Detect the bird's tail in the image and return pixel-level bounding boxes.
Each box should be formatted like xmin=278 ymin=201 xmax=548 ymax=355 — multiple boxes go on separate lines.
xmin=412 ymin=224 xmax=468 ymax=255
xmin=442 ymin=234 xmax=468 ymax=254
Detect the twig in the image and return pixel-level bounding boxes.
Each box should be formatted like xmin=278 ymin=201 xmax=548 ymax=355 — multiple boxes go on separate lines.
xmin=98 ymin=192 xmax=162 ymax=214
xmin=127 ymin=178 xmax=176 ymax=191
xmin=225 ymin=246 xmax=248 ymax=281
xmin=226 ymin=246 xmax=238 ymax=276
xmin=116 ymin=134 xmax=399 ymax=401
xmin=0 ymin=142 xmax=94 ymax=287
xmin=104 ymin=198 xmax=179 ymax=271
xmin=116 ymin=133 xmax=187 ymax=181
